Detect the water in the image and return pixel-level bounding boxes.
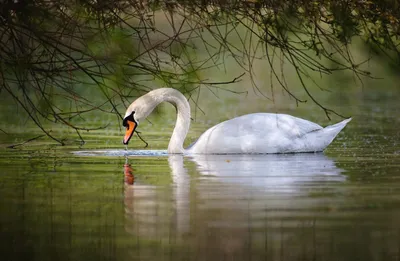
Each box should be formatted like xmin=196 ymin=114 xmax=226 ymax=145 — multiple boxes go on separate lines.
xmin=1 ymin=88 xmax=400 ymax=261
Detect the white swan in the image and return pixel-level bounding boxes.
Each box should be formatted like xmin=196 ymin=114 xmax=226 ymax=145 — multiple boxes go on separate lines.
xmin=122 ymin=88 xmax=351 ymax=154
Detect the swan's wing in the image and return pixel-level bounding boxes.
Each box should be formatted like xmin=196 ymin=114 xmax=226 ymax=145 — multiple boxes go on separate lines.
xmin=217 ymin=113 xmax=322 ymax=139
xmin=267 ymin=113 xmax=323 ymax=138
xmin=188 ymin=113 xmax=324 ymax=154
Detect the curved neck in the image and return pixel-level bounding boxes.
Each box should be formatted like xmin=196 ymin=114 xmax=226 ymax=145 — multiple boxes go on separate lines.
xmin=149 ymin=89 xmax=191 ymax=154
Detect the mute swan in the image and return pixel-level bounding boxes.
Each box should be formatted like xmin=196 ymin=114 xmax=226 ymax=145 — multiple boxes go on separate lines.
xmin=122 ymin=88 xmax=351 ymax=154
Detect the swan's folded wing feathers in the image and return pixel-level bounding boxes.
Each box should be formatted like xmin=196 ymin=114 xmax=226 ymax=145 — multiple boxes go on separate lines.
xmin=187 ymin=113 xmax=326 ymax=154
xmin=217 ymin=113 xmax=323 ymax=138
xmin=271 ymin=114 xmax=323 ymax=138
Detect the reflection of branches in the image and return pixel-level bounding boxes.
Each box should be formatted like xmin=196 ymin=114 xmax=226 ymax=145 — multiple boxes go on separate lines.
xmin=0 ymin=0 xmax=399 ymax=144
xmin=7 ymin=134 xmax=46 ymax=149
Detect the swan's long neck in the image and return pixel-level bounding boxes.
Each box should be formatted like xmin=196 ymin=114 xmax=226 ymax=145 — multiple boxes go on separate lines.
xmin=149 ymin=89 xmax=191 ymax=154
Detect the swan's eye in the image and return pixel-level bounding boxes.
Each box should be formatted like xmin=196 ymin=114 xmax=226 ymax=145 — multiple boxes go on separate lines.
xmin=123 ymin=118 xmax=129 ymax=127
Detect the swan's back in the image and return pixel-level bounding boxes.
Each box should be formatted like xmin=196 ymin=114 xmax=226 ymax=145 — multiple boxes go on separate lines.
xmin=187 ymin=113 xmax=350 ymax=154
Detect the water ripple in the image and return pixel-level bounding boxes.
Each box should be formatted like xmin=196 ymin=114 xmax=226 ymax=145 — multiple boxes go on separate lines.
xmin=72 ymin=149 xmax=168 ymax=157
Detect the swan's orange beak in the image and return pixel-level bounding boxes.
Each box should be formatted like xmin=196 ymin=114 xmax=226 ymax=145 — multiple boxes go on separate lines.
xmin=123 ymin=120 xmax=136 ymax=145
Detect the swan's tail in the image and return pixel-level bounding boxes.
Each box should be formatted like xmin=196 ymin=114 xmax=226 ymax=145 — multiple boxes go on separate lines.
xmin=306 ymin=118 xmax=352 ymax=152
xmin=325 ymin=117 xmax=351 ymax=130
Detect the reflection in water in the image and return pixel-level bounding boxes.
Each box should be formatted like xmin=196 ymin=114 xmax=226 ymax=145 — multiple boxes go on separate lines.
xmin=123 ymin=153 xmax=355 ymax=260
xmin=189 ymin=153 xmax=345 ymax=191
xmin=124 ymin=159 xmax=135 ymax=185
xmin=169 ymin=155 xmax=191 ymax=234
xmin=124 ymin=155 xmax=191 ymax=241
xmin=2 ymin=148 xmax=400 ymax=261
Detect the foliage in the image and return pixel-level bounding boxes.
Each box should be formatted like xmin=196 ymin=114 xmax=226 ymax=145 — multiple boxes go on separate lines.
xmin=0 ymin=0 xmax=399 ymax=144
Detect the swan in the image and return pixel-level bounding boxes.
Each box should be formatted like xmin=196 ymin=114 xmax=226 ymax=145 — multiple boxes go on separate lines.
xmin=122 ymin=88 xmax=351 ymax=154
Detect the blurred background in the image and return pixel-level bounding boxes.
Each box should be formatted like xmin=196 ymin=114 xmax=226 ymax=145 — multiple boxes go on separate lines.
xmin=0 ymin=1 xmax=400 ymax=261
xmin=0 ymin=0 xmax=398 ymax=147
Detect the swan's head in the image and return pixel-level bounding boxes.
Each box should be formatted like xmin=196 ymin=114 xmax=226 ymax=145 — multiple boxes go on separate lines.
xmin=122 ymin=110 xmax=138 ymax=145
xmin=122 ymin=93 xmax=157 ymax=145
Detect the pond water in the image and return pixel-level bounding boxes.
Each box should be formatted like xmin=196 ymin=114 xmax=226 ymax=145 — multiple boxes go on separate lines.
xmin=1 ymin=88 xmax=400 ymax=261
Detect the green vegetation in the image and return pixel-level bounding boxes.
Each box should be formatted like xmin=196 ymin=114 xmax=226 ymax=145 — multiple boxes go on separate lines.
xmin=0 ymin=0 xmax=399 ymax=145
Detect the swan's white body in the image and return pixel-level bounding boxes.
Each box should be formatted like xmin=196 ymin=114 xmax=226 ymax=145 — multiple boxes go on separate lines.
xmin=123 ymin=88 xmax=351 ymax=154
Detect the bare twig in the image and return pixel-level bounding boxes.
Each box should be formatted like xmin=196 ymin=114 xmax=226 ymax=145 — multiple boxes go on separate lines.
xmin=135 ymin=131 xmax=149 ymax=148
xmin=0 ymin=0 xmax=398 ymax=143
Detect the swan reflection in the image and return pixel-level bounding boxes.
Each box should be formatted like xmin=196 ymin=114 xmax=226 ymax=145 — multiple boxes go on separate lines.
xmin=188 ymin=153 xmax=345 ymax=192
xmin=124 ymin=152 xmax=345 ymax=241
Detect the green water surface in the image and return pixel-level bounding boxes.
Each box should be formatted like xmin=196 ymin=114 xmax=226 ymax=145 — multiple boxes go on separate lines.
xmin=0 ymin=84 xmax=400 ymax=261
